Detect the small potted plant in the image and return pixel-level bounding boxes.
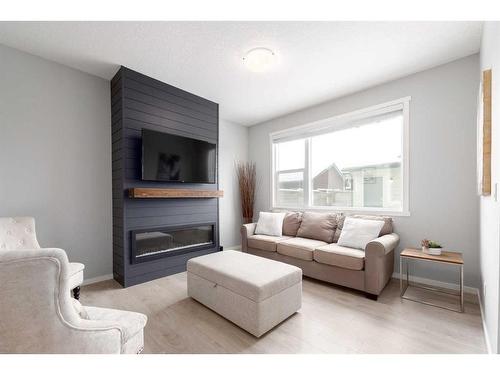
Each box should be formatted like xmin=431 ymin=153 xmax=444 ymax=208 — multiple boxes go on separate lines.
xmin=421 ymin=239 xmax=443 ymax=255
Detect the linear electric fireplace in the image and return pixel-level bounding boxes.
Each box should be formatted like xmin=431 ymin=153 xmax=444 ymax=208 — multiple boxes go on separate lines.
xmin=131 ymin=223 xmax=215 ymax=264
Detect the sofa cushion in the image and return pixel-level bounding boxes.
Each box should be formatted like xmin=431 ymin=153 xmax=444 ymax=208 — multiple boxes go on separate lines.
xmin=277 ymin=237 xmax=328 ymax=261
xmin=337 ymin=218 xmax=385 ymax=250
xmin=296 ymin=212 xmax=338 ymax=243
xmin=314 ymin=243 xmax=365 ymax=270
xmin=247 ymin=234 xmax=292 ymax=252
xmin=282 ymin=212 xmax=302 ymax=236
xmin=255 ymin=212 xmax=286 ymax=236
xmin=352 ymin=215 xmax=393 ymax=235
xmin=333 ymin=214 xmax=392 ymax=242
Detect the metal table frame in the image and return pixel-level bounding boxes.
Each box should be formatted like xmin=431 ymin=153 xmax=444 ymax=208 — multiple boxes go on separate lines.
xmin=400 ymin=255 xmax=464 ymax=313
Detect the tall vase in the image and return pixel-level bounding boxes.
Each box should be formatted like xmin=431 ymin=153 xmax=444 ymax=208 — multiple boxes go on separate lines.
xmin=236 ymin=161 xmax=257 ymax=227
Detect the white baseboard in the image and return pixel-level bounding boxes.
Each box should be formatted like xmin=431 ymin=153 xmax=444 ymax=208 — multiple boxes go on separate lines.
xmin=82 ymin=273 xmax=113 ymax=286
xmin=223 ymin=245 xmax=242 ymax=251
xmin=477 ymin=289 xmax=493 ymax=354
xmin=393 ymin=272 xmax=494 ymax=353
xmin=391 ymin=272 xmax=478 ymax=295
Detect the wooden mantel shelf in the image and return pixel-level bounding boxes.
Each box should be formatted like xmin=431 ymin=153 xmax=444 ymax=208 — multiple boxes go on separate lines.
xmin=129 ymin=188 xmax=224 ymax=199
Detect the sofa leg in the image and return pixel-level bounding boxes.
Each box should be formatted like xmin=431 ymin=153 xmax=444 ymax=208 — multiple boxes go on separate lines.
xmin=365 ymin=293 xmax=378 ymax=301
xmin=72 ymin=286 xmax=80 ymax=300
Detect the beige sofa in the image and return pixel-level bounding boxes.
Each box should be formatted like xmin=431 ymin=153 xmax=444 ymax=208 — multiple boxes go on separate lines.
xmin=241 ymin=212 xmax=399 ymax=299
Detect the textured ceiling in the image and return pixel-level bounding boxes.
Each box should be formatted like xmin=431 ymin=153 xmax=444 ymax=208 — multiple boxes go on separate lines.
xmin=0 ymin=21 xmax=482 ymax=125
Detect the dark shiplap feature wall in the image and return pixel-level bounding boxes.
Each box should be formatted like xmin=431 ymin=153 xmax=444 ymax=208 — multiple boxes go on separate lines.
xmin=111 ymin=66 xmax=220 ymax=287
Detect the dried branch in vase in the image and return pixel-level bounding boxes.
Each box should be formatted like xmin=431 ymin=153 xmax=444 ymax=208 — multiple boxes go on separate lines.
xmin=236 ymin=161 xmax=257 ymax=224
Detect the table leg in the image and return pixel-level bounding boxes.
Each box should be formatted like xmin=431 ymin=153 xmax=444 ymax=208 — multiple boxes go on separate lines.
xmin=400 ymin=256 xmax=403 ymax=296
xmin=399 ymin=252 xmax=464 ymax=313
xmin=460 ymin=264 xmax=464 ymax=312
xmin=406 ymin=259 xmax=409 ymax=287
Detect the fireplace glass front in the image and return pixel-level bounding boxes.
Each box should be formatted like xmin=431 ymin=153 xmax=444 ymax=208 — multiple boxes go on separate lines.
xmin=131 ymin=224 xmax=215 ymax=263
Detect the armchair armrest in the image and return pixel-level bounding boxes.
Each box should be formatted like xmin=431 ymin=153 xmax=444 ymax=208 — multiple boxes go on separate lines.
xmin=57 ymin=318 xmax=123 ymax=353
xmin=240 ymin=223 xmax=257 ymax=252
xmin=365 ymin=233 xmax=400 ymax=257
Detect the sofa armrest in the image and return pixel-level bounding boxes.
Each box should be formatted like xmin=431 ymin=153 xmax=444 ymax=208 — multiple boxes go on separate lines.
xmin=365 ymin=233 xmax=400 ymax=257
xmin=240 ymin=223 xmax=257 ymax=252
xmin=242 ymin=223 xmax=257 ymax=237
xmin=364 ymin=233 xmax=399 ymax=296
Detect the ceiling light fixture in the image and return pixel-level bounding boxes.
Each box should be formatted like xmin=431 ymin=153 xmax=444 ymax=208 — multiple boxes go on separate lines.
xmin=243 ymin=47 xmax=276 ymax=73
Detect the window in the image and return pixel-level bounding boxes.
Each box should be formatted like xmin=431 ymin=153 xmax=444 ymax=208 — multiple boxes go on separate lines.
xmin=271 ymin=98 xmax=410 ymax=215
xmin=275 ymin=139 xmax=306 ymax=207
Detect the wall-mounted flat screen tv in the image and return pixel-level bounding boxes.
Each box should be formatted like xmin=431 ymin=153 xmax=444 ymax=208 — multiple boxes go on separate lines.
xmin=142 ymin=129 xmax=216 ymax=183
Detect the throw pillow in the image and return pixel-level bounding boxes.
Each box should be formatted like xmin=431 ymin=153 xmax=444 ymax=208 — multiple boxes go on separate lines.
xmin=337 ymin=217 xmax=385 ymax=250
xmin=255 ymin=212 xmax=286 ymax=237
xmin=333 ymin=214 xmax=392 ymax=242
xmin=332 ymin=214 xmax=346 ymax=243
xmin=296 ymin=212 xmax=337 ymax=243
xmin=352 ymin=214 xmax=393 ymax=236
xmin=282 ymin=212 xmax=302 ymax=236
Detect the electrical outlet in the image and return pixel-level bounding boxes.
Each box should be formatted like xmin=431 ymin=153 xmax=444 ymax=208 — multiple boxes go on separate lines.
xmin=484 ymin=282 xmax=487 ymax=297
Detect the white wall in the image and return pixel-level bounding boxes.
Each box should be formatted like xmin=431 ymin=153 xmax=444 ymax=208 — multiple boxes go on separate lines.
xmin=479 ymin=22 xmax=500 ymax=354
xmin=249 ymin=55 xmax=480 ymax=288
xmin=219 ymin=119 xmax=248 ymax=248
xmin=0 ymin=44 xmax=112 ymax=280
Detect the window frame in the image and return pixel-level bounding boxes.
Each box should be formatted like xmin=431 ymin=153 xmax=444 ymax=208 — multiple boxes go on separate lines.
xmin=269 ymin=97 xmax=410 ymax=216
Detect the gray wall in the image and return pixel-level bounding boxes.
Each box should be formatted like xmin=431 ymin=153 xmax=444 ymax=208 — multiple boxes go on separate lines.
xmin=0 ymin=43 xmax=483 ymax=292
xmin=219 ymin=119 xmax=249 ymax=247
xmin=479 ymin=22 xmax=500 ymax=354
xmin=0 ymin=43 xmax=249 ymax=280
xmin=248 ymin=54 xmax=480 ymax=288
xmin=0 ymin=44 xmax=112 ymax=280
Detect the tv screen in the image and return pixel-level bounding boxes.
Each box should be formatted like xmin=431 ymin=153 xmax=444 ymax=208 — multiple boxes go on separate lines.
xmin=142 ymin=129 xmax=216 ymax=183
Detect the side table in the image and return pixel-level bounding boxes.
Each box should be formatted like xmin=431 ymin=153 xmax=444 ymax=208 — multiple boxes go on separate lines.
xmin=400 ymin=248 xmax=464 ymax=313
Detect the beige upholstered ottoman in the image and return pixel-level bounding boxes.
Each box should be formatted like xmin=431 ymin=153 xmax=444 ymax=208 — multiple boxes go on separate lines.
xmin=187 ymin=250 xmax=302 ymax=337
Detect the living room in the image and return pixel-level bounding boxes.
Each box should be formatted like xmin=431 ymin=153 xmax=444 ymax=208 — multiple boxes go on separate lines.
xmin=1 ymin=1 xmax=499 ymax=373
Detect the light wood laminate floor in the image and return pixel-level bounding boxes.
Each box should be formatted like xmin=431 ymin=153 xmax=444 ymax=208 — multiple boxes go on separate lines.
xmin=82 ymin=274 xmax=487 ymax=354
